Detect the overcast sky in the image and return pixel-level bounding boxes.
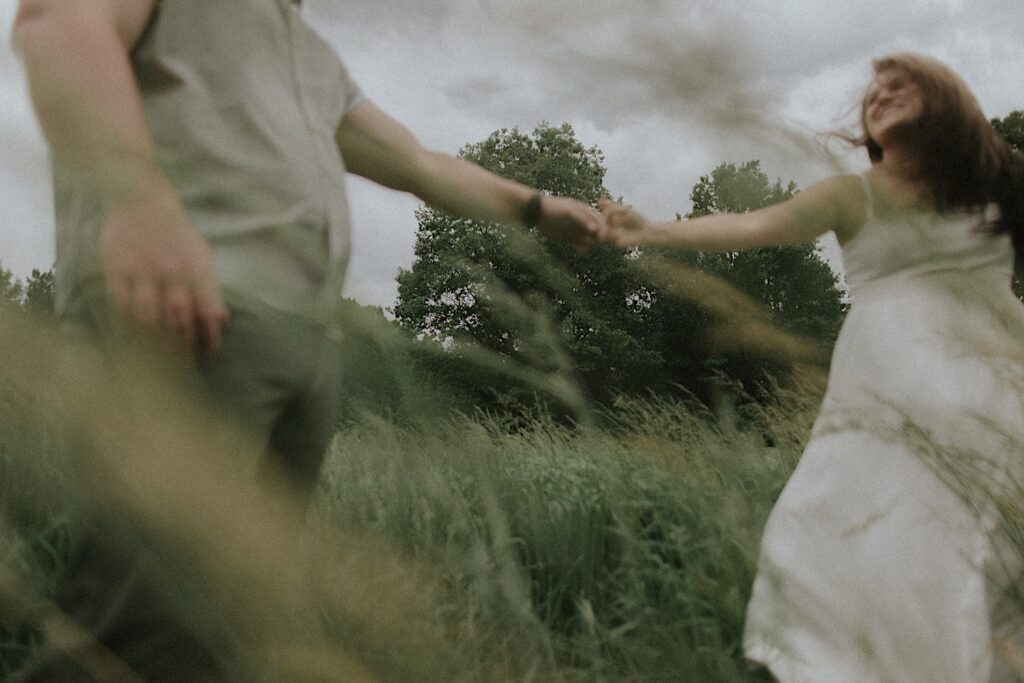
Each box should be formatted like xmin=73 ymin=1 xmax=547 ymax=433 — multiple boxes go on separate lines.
xmin=1 ymin=0 xmax=1022 ymax=309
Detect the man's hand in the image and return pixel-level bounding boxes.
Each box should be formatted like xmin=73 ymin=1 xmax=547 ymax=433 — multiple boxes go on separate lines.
xmin=98 ymin=185 xmax=227 ymax=359
xmin=534 ymin=196 xmax=605 ymax=252
xmin=598 ymin=199 xmax=651 ymax=247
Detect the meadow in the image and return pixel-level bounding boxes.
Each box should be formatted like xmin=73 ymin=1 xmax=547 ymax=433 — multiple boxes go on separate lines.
xmin=0 ymin=301 xmax=820 ymax=681
xmin=1 ymin=241 xmax=1020 ymax=680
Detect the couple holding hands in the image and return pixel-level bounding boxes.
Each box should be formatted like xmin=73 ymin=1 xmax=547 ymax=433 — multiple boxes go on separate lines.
xmin=14 ymin=0 xmax=1024 ymax=679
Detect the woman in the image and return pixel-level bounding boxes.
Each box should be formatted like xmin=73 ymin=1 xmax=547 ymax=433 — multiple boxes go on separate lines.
xmin=600 ymin=54 xmax=1024 ymax=682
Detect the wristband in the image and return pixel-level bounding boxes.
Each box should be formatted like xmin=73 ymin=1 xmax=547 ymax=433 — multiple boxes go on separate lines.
xmin=522 ymin=192 xmax=544 ymax=227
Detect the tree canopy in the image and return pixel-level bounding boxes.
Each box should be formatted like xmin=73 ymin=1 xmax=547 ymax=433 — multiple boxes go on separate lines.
xmin=992 ymin=110 xmax=1024 ymax=300
xmin=395 ymin=123 xmax=661 ymax=409
xmin=685 ymin=161 xmax=845 ymax=344
xmin=0 ymin=262 xmax=55 ymax=317
xmin=0 ymin=263 xmax=23 ymax=308
xmin=992 ymin=111 xmax=1024 ymax=151
xmin=394 ymin=125 xmax=846 ymax=413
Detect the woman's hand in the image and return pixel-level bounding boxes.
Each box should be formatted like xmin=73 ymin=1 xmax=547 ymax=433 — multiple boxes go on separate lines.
xmin=598 ymin=199 xmax=652 ymax=247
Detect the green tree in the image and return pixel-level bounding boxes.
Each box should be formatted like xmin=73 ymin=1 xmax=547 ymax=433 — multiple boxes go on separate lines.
xmin=0 ymin=264 xmax=55 ymax=316
xmin=622 ymin=162 xmax=844 ymax=408
xmin=992 ymin=111 xmax=1024 ymax=300
xmin=394 ymin=131 xmax=850 ymax=413
xmin=0 ymin=262 xmax=24 ymax=308
xmin=395 ymin=124 xmax=661 ymax=408
xmin=992 ymin=111 xmax=1024 ymax=151
xmin=22 ymin=269 xmax=55 ymax=317
xmin=685 ymin=161 xmax=846 ymax=344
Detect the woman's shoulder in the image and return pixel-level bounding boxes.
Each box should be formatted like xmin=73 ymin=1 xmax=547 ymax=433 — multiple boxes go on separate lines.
xmin=810 ymin=173 xmax=870 ymax=200
xmin=800 ymin=174 xmax=871 ymax=245
xmin=861 ymin=167 xmax=934 ymax=213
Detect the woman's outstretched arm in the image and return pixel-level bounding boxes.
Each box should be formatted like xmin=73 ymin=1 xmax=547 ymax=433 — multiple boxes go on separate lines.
xmin=600 ymin=174 xmax=865 ymax=251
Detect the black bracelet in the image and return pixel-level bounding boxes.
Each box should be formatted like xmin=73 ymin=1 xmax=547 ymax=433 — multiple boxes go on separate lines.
xmin=522 ymin=192 xmax=544 ymax=227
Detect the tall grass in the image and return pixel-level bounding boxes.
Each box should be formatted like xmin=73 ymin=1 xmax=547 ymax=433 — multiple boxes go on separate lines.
xmin=0 ymin=300 xmax=817 ymax=680
xmin=317 ymin=393 xmax=807 ymax=681
xmin=2 ymin=270 xmax=1019 ymax=681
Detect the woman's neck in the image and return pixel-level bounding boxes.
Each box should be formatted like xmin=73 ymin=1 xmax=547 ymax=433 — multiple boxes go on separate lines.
xmin=868 ymin=148 xmax=933 ymax=211
xmin=873 ymin=143 xmax=931 ymax=205
xmin=878 ymin=144 xmax=917 ymax=179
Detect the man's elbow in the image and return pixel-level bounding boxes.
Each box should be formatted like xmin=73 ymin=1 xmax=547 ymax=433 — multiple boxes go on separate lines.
xmin=13 ymin=0 xmax=47 ymax=28
xmin=12 ymin=1 xmax=77 ymax=55
xmin=11 ymin=1 xmax=47 ymax=51
xmin=12 ymin=1 xmax=115 ymax=55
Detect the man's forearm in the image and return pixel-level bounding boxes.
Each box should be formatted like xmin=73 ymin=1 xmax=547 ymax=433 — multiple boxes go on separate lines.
xmin=15 ymin=2 xmax=165 ymax=209
xmin=410 ymin=151 xmax=536 ymax=226
xmin=338 ymin=102 xmax=599 ymax=246
xmin=336 ymin=103 xmax=538 ymax=225
xmin=411 ymin=152 xmax=600 ymax=250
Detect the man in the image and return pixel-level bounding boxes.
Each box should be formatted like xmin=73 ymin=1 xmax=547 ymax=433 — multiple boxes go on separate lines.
xmin=13 ymin=0 xmax=601 ymax=678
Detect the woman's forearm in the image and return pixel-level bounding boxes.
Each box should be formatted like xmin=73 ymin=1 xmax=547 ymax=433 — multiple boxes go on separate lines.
xmin=642 ymin=212 xmax=768 ymax=251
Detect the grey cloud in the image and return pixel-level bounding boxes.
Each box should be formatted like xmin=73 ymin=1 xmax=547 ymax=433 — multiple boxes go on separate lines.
xmin=306 ymin=0 xmax=461 ymax=32
xmin=443 ymin=75 xmax=511 ymax=112
xmin=2 ymin=0 xmax=1022 ymax=308
xmin=0 ymin=164 xmax=54 ymax=275
xmin=439 ymin=0 xmax=1017 ymax=128
xmin=444 ymin=3 xmax=841 ymax=176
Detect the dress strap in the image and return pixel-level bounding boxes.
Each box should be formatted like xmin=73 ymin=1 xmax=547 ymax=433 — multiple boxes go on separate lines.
xmin=857 ymin=173 xmax=875 ymax=223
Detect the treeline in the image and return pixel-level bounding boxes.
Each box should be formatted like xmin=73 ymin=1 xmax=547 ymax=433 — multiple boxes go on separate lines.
xmin=992 ymin=110 xmax=1024 ymax=298
xmin=388 ymin=124 xmax=843 ymax=421
xmin=0 ymin=265 xmax=53 ymax=317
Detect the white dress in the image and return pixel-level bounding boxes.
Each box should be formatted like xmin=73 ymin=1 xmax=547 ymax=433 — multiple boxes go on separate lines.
xmin=744 ymin=176 xmax=1024 ymax=682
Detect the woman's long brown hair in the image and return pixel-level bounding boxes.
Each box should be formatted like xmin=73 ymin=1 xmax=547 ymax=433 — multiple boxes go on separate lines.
xmin=852 ymin=53 xmax=1024 ymax=252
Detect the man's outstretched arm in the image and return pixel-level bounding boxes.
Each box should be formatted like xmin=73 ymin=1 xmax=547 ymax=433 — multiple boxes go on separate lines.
xmin=14 ymin=0 xmax=226 ymax=356
xmin=336 ymin=102 xmax=603 ymax=250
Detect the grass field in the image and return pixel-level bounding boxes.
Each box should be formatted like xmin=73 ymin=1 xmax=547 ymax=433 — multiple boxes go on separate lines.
xmin=314 ymin=394 xmax=810 ymax=682
xmin=3 ymin=301 xmax=1020 ymax=681
xmin=0 ymin=337 xmax=817 ymax=682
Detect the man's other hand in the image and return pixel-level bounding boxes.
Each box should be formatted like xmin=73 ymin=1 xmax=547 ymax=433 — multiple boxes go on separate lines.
xmin=98 ymin=185 xmax=227 ymax=360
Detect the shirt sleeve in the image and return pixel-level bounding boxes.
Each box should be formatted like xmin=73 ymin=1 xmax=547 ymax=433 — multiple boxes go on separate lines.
xmin=339 ymin=60 xmax=367 ymax=114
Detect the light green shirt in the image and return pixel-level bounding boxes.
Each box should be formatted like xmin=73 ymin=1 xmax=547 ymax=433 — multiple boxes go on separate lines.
xmin=54 ymin=0 xmax=365 ymax=320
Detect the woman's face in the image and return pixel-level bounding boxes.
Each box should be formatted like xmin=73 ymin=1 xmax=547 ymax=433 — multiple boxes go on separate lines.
xmin=864 ymin=68 xmax=925 ymax=149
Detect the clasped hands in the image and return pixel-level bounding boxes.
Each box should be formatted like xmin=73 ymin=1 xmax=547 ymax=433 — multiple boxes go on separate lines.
xmin=530 ymin=195 xmax=652 ymax=251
